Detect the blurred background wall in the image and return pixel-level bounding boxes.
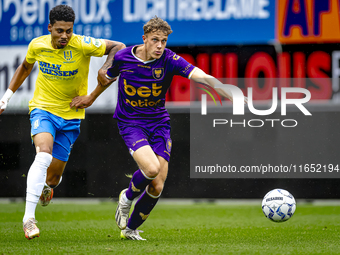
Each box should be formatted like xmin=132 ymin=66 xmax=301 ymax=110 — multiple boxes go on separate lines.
xmin=1 ymin=0 xmax=340 ymax=199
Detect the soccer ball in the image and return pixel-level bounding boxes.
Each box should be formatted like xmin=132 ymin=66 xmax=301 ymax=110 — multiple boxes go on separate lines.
xmin=261 ymin=188 xmax=296 ymax=222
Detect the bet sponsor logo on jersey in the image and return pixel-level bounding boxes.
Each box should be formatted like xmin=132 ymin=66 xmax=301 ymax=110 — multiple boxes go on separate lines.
xmin=123 ymin=79 xmax=163 ymax=107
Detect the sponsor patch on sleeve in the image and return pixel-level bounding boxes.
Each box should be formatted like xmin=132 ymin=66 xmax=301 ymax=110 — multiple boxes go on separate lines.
xmin=92 ymin=38 xmax=102 ymax=48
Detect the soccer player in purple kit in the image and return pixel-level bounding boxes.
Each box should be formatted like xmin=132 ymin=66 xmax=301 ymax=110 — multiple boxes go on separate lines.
xmin=71 ymin=16 xmax=242 ymax=240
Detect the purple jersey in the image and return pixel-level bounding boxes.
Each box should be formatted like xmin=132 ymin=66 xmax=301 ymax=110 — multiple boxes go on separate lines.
xmin=107 ymin=46 xmax=196 ymax=124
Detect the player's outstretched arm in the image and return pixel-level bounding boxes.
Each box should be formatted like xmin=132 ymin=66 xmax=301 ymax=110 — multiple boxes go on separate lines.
xmin=190 ymin=68 xmax=234 ymax=101
xmin=70 ymin=82 xmax=111 ymax=110
xmin=190 ymin=68 xmax=248 ymax=104
xmin=0 ymin=59 xmax=34 ymax=115
xmin=71 ymin=40 xmax=124 ymax=110
xmin=97 ymin=40 xmax=125 ymax=87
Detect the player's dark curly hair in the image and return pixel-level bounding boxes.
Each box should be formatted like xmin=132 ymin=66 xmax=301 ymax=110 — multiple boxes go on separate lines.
xmin=49 ymin=5 xmax=75 ymax=25
xmin=143 ymin=16 xmax=173 ymax=36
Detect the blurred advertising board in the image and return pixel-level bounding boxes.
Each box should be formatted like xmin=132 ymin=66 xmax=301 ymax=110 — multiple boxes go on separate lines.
xmin=278 ymin=0 xmax=340 ymax=43
xmin=167 ymin=44 xmax=340 ymax=102
xmin=0 ymin=0 xmax=275 ymax=46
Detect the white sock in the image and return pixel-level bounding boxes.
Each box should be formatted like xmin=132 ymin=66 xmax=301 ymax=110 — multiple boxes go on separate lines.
xmin=56 ymin=176 xmax=62 ymax=188
xmin=123 ymin=193 xmax=132 ymax=204
xmin=23 ymin=152 xmax=52 ymax=223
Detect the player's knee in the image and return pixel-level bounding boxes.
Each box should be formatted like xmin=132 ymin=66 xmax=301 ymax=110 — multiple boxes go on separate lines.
xmin=144 ymin=163 xmax=161 ymax=178
xmin=148 ymin=182 xmax=164 ymax=196
xmin=37 ymin=145 xmax=53 ymax=155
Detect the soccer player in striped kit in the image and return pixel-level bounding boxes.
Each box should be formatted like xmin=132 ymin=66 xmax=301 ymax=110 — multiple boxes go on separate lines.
xmin=71 ymin=16 xmax=242 ymax=240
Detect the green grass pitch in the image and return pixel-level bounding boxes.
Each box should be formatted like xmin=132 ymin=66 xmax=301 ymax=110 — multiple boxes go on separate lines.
xmin=0 ymin=201 xmax=340 ymax=254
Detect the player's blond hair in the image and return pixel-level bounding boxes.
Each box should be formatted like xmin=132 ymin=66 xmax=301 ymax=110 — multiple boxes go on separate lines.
xmin=143 ymin=16 xmax=173 ymax=36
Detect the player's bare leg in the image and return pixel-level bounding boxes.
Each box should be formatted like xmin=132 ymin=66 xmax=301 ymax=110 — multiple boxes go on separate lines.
xmin=23 ymin=132 xmax=53 ymax=240
xmin=116 ymin=145 xmax=160 ymax=230
xmin=121 ymin=153 xmax=168 ymax=240
xmin=133 ymin=146 xmax=162 ymax=178
xmin=46 ymin=158 xmax=66 ymax=187
xmin=40 ymin=158 xmax=66 ymax=206
xmin=147 ymin=155 xmax=168 ymax=197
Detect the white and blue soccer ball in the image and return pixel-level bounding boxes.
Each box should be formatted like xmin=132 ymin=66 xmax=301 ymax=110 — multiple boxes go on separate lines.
xmin=262 ymin=188 xmax=296 ymax=222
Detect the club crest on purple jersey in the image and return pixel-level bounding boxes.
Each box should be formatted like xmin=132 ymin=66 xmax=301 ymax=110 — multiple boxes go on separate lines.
xmin=173 ymin=54 xmax=180 ymax=60
xmin=152 ymin=68 xmax=164 ymax=80
xmin=166 ymin=138 xmax=172 ymax=152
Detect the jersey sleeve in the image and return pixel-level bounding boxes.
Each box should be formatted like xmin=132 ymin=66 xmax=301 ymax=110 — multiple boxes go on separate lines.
xmin=25 ymin=39 xmax=37 ymax=64
xmin=81 ymin=36 xmax=106 ymax=57
xmin=106 ymin=56 xmax=121 ymax=78
xmin=169 ymin=53 xmax=196 ymax=78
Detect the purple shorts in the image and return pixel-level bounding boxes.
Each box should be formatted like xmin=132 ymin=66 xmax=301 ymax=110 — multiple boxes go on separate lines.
xmin=118 ymin=119 xmax=172 ymax=162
